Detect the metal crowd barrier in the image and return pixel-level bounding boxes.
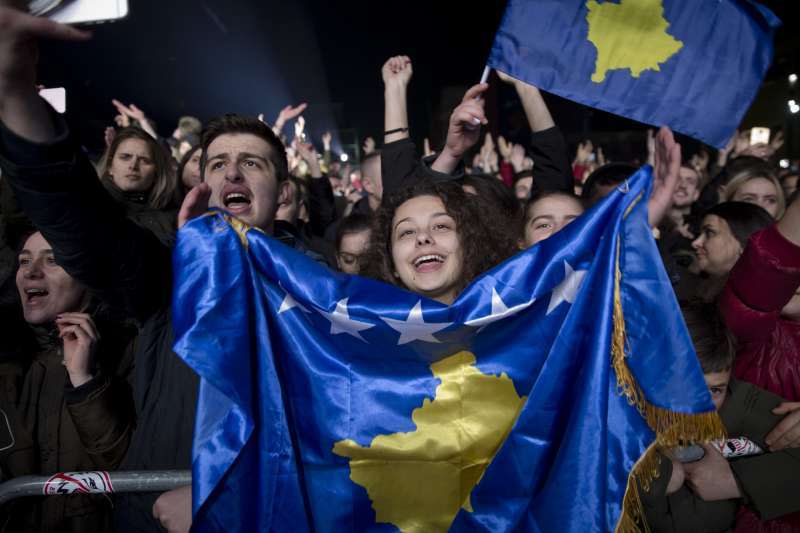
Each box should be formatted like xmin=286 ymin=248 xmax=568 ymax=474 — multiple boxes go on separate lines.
xmin=0 ymin=470 xmax=191 ymax=505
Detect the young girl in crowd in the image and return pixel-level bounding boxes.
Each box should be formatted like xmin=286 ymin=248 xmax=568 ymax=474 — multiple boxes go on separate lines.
xmin=364 ymin=181 xmax=517 ymax=305
xmin=100 ymin=127 xmax=180 ymax=246
xmin=1 ymin=231 xmax=134 ymax=533
xmin=519 ymin=190 xmax=585 ymax=248
xmin=721 ymin=166 xmax=785 ymax=219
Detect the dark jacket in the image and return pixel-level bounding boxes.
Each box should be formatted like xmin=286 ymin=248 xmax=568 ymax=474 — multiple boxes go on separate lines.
xmin=379 ymin=128 xmax=573 ymax=198
xmin=0 ymin=322 xmax=135 ymax=533
xmin=102 ymin=181 xmax=178 ymax=249
xmin=641 ymin=379 xmax=800 ymax=532
xmin=0 ymin=114 xmax=195 ymax=533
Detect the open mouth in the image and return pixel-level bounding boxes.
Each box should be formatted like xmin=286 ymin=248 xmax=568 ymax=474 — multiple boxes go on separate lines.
xmin=413 ymin=254 xmax=445 ymax=273
xmin=223 ymin=192 xmax=252 ymax=214
xmin=25 ymin=288 xmax=49 ymax=304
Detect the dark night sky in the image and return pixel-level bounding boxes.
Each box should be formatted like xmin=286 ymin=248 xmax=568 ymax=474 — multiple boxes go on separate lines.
xmin=37 ymin=0 xmax=798 ymax=159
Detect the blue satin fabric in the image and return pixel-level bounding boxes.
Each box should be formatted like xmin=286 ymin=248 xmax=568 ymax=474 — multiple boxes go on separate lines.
xmin=487 ymin=0 xmax=779 ymax=149
xmin=172 ymin=167 xmax=714 ymax=532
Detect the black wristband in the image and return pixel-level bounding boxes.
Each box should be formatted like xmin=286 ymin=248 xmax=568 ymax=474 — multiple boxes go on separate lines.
xmin=384 ymin=127 xmax=409 ymax=136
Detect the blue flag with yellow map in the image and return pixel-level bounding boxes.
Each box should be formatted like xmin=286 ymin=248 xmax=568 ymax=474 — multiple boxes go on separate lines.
xmin=488 ymin=0 xmax=780 ymax=148
xmin=172 ymin=167 xmax=724 ymax=532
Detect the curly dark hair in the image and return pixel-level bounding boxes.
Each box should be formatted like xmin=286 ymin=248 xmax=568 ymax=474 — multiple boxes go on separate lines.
xmin=362 ymin=180 xmax=518 ymax=296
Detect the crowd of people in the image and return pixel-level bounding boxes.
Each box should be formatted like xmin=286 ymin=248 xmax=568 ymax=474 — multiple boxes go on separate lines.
xmin=0 ymin=5 xmax=799 ymax=533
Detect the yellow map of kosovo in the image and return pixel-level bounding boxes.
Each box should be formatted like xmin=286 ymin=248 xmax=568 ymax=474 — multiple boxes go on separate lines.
xmin=586 ymin=0 xmax=683 ymax=83
xmin=332 ymin=351 xmax=526 ymax=532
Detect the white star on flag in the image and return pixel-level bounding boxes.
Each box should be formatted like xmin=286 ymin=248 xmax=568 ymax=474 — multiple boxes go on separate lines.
xmin=382 ymin=300 xmax=453 ymax=345
xmin=464 ymin=287 xmax=535 ymax=328
xmin=318 ymin=298 xmax=374 ymax=342
xmin=546 ymin=261 xmax=587 ymax=315
xmin=278 ymin=292 xmax=310 ymax=314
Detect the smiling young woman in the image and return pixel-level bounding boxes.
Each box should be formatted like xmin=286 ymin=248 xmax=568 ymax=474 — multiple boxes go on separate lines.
xmin=363 ymin=181 xmax=518 ymax=305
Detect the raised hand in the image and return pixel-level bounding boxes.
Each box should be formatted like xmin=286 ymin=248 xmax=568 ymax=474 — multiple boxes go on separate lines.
xmin=769 ymin=130 xmax=785 ymax=154
xmin=112 ymin=99 xmax=157 ymax=138
xmin=293 ymin=115 xmax=306 ymax=142
xmin=295 ymin=140 xmax=322 ymax=178
xmin=381 ymin=55 xmax=413 ymax=88
xmin=322 ymin=131 xmax=332 ymax=152
xmin=648 ymin=126 xmax=681 ymax=227
xmin=497 ymin=136 xmax=512 ymax=162
xmin=56 ymin=312 xmax=99 ymax=387
xmin=274 ymin=103 xmax=308 ymax=132
xmin=114 ymin=114 xmax=130 ymax=128
xmin=479 ymin=133 xmax=498 ymax=173
xmin=178 ymin=182 xmax=212 ymax=229
xmin=510 ymin=143 xmax=526 ymax=173
xmin=431 ymin=83 xmax=489 ymax=174
xmin=575 ymin=140 xmax=594 ymax=165
xmin=362 ymin=136 xmax=376 ymax=155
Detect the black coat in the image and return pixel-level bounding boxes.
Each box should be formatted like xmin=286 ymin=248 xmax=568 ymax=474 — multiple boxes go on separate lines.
xmin=0 ymin=117 xmax=196 ymax=533
xmin=0 ymin=319 xmax=136 ymax=533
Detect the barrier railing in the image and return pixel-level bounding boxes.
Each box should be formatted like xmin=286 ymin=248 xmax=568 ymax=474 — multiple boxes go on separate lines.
xmin=0 ymin=470 xmax=191 ymax=505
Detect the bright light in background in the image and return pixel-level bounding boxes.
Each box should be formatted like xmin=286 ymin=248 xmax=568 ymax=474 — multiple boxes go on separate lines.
xmin=790 ymin=99 xmax=800 ymax=114
xmin=340 ymin=153 xmax=349 ymax=162
xmin=790 ymin=73 xmax=798 ymax=84
xmin=780 ymin=159 xmax=790 ymax=169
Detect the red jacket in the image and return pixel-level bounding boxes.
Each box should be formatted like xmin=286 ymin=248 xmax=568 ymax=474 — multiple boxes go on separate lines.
xmin=720 ymin=225 xmax=800 ymax=402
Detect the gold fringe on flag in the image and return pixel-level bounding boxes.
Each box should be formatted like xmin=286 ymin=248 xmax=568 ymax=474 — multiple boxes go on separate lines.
xmin=611 ymin=239 xmax=726 ymax=533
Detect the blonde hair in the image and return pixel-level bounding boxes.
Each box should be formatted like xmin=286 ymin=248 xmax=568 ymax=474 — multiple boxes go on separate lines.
xmin=101 ymin=127 xmax=178 ymax=210
xmin=722 ymin=167 xmax=785 ymax=219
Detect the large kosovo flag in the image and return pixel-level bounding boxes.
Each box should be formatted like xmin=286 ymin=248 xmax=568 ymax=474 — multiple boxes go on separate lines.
xmin=173 ymin=168 xmax=724 ymax=532
xmin=487 ymin=0 xmax=780 ymax=148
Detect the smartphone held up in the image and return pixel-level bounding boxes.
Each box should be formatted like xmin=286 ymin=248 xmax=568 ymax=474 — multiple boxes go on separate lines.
xmin=29 ymin=0 xmax=128 ymax=25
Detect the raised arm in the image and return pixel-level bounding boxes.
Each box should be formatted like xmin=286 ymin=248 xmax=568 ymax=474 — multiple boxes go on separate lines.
xmin=0 ymin=6 xmax=171 ymax=322
xmin=496 ymin=71 xmax=573 ymax=192
xmin=0 ymin=4 xmax=89 ymax=143
xmin=496 ymin=71 xmax=554 ymax=132
xmin=383 ymin=55 xmax=412 ymax=144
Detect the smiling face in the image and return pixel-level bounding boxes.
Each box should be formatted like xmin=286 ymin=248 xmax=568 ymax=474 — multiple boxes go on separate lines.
xmin=691 ymin=215 xmax=743 ymax=276
xmin=109 ymin=138 xmax=156 ymax=192
xmin=204 ymin=133 xmax=288 ymax=232
xmin=390 ymin=195 xmax=463 ymax=305
xmin=732 ymin=177 xmax=780 ymax=218
xmin=673 ymin=166 xmax=701 ymax=209
xmin=522 ymin=194 xmax=584 ymax=248
xmin=16 ymin=232 xmax=86 ymax=325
